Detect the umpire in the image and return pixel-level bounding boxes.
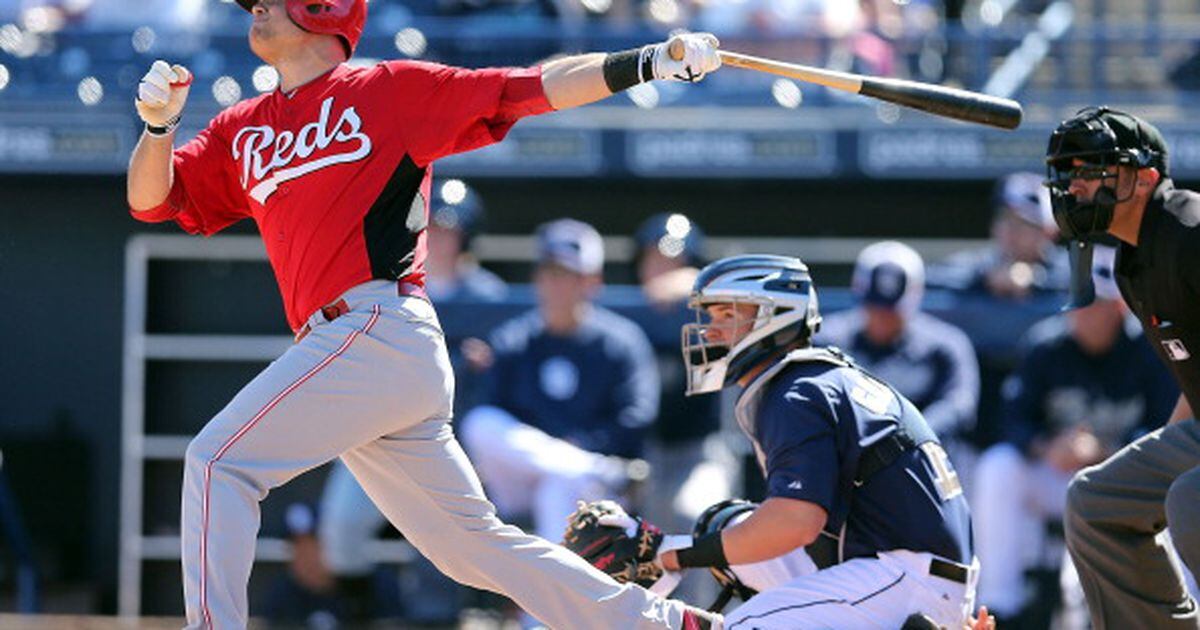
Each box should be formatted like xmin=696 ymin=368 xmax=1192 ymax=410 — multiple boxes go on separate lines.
xmin=1047 ymin=106 xmax=1200 ymax=629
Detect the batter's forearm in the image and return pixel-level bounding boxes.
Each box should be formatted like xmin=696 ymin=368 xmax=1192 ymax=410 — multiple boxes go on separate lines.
xmin=540 ymin=53 xmax=611 ymax=111
xmin=127 ymin=132 xmax=176 ymax=211
xmin=540 ymin=34 xmax=721 ymax=111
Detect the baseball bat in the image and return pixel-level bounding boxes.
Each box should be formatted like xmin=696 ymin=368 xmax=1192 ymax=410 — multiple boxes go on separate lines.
xmin=668 ymin=40 xmax=1022 ymax=130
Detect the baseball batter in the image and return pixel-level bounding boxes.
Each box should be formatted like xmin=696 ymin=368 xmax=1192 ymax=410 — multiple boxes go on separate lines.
xmin=124 ymin=0 xmax=721 ymax=628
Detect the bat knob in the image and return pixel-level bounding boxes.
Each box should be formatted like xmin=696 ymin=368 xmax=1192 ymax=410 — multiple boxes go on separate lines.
xmin=667 ymin=37 xmax=684 ymax=61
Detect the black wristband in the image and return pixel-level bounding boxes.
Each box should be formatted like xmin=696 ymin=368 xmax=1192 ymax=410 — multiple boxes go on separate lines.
xmin=602 ymin=48 xmax=644 ymax=94
xmin=675 ymin=532 xmax=728 ymax=569
xmin=145 ymin=113 xmax=182 ymax=137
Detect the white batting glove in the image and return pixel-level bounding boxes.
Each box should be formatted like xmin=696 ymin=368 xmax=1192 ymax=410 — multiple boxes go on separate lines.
xmin=135 ymin=59 xmax=193 ymax=134
xmin=649 ymin=32 xmax=721 ymax=83
xmin=649 ymin=534 xmax=693 ymax=596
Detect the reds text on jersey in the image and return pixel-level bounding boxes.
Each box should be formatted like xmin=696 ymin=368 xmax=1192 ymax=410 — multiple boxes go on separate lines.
xmin=132 ymin=61 xmax=551 ymax=331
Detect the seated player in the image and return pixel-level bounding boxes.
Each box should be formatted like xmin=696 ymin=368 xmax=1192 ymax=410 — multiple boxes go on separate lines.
xmin=459 ymin=218 xmax=656 ymax=542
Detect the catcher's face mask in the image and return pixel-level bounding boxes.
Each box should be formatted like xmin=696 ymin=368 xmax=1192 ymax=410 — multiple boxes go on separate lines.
xmin=682 ymin=255 xmax=822 ymax=396
xmin=682 ymin=300 xmax=769 ymax=396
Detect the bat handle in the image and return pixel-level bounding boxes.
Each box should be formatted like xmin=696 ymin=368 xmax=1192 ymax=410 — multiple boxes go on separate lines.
xmin=668 ymin=37 xmax=684 ymax=61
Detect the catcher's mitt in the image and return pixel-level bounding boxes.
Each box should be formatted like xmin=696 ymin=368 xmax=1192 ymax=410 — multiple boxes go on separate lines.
xmin=562 ymin=500 xmax=664 ymax=588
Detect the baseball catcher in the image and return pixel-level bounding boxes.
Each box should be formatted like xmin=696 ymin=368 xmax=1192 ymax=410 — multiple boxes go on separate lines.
xmin=564 ymin=254 xmax=998 ymax=629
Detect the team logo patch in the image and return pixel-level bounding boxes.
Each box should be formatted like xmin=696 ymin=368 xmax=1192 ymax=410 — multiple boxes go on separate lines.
xmin=1162 ymin=338 xmax=1191 ymax=362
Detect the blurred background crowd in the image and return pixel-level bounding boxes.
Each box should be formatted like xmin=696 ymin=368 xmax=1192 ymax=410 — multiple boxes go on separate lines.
xmin=2 ymin=0 xmax=1200 ymax=628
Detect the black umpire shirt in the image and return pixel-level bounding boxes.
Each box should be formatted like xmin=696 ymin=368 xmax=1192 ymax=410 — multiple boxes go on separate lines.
xmin=1114 ymin=178 xmax=1200 ymax=413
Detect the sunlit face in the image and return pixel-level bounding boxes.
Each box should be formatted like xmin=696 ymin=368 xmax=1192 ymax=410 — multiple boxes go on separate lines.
xmin=249 ymin=0 xmax=310 ymax=63
xmin=863 ymin=305 xmax=905 ymax=345
xmin=1067 ymin=297 xmax=1126 ymax=354
xmin=638 ymin=246 xmax=686 ymax=285
xmin=702 ymin=302 xmax=760 ymax=347
xmin=994 ymin=210 xmax=1051 ymax=263
xmin=535 ymin=263 xmax=598 ymax=317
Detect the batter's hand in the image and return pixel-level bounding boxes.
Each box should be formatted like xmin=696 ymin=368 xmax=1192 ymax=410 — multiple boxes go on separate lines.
xmin=136 ymin=60 xmax=193 ymax=130
xmin=651 ymin=33 xmax=721 ymax=83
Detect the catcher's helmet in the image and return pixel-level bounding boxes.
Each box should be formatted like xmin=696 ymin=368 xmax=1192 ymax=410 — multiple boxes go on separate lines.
xmin=1044 ymin=106 xmax=1168 ymax=240
xmin=682 ymin=255 xmax=821 ymax=395
xmin=634 ymin=212 xmax=706 ymax=267
xmin=430 ymin=179 xmax=485 ymax=248
xmin=237 ymin=0 xmax=367 ymax=59
xmin=694 ymin=499 xmax=759 ymax=605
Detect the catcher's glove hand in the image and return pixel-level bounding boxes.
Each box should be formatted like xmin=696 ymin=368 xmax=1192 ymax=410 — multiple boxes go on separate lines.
xmin=562 ymin=500 xmax=664 ymax=589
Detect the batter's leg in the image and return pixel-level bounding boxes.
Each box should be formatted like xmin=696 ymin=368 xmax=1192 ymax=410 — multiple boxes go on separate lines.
xmin=181 ymin=290 xmax=455 ymax=629
xmin=1064 ymin=421 xmax=1200 ymax=630
xmin=340 ymin=419 xmax=708 ymax=630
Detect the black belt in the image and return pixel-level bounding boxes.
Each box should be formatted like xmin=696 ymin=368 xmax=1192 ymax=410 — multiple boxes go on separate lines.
xmin=929 ymin=557 xmax=970 ymax=584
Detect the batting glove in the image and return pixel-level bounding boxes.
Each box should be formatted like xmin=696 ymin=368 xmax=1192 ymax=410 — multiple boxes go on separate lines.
xmin=649 ymin=33 xmax=721 ymax=83
xmin=135 ymin=60 xmax=193 ymax=135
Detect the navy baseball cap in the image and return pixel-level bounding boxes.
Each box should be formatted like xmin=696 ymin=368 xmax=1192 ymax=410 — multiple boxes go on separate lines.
xmin=851 ymin=241 xmax=925 ymax=314
xmin=994 ymin=171 xmax=1054 ymax=229
xmin=535 ymin=219 xmax=604 ymax=275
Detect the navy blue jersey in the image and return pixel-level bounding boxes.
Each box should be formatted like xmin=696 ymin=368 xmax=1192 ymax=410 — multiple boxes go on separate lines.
xmin=737 ymin=351 xmax=973 ymax=564
xmin=1001 ymin=314 xmax=1178 ymax=454
xmin=817 ymin=310 xmax=979 ymax=442
xmin=479 ymin=306 xmax=659 ymax=458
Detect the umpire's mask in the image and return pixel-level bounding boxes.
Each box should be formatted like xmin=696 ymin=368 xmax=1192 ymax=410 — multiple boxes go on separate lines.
xmin=1044 ymin=106 xmax=1166 ymax=307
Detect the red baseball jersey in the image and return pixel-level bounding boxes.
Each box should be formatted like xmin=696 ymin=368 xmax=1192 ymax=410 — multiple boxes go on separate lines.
xmin=132 ymin=61 xmax=552 ymax=331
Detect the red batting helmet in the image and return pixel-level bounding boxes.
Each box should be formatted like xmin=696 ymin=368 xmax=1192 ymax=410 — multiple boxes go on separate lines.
xmin=237 ymin=0 xmax=367 ymax=59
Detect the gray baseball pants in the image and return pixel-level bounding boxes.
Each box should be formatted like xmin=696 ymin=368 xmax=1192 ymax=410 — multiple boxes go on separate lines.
xmin=1065 ymin=419 xmax=1200 ymax=630
xmin=179 ymin=280 xmax=695 ymax=629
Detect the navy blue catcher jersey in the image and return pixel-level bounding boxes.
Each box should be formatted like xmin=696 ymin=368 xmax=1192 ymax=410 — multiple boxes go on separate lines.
xmin=479 ymin=305 xmax=659 ymax=458
xmin=817 ymin=310 xmax=979 ymax=442
xmin=737 ymin=350 xmax=973 ymax=564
